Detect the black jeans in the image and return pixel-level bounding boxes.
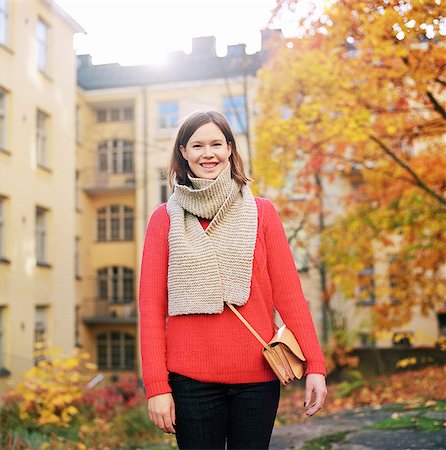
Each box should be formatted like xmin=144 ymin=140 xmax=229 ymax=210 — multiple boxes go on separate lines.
xmin=169 ymin=373 xmax=280 ymax=450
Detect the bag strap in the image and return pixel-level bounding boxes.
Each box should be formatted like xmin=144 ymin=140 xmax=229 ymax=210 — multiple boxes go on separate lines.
xmin=225 ymin=302 xmax=270 ymax=350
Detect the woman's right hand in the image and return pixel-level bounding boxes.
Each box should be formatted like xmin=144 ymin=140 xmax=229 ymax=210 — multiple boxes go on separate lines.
xmin=147 ymin=393 xmax=176 ymax=434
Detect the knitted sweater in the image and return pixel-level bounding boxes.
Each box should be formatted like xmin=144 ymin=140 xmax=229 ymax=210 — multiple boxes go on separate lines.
xmin=138 ymin=197 xmax=326 ymax=399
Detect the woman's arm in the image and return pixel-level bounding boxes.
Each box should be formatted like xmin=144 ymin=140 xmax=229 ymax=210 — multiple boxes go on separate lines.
xmin=262 ymin=199 xmax=327 ymax=415
xmin=138 ymin=204 xmax=171 ymax=398
xmin=262 ymin=198 xmax=326 ymax=375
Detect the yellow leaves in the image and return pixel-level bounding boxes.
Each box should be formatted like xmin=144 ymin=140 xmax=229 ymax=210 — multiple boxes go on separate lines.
xmin=7 ymin=346 xmax=97 ymax=428
xmin=395 ymin=357 xmax=417 ymax=369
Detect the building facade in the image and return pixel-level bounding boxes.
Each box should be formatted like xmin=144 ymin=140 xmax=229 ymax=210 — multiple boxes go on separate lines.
xmin=0 ymin=0 xmax=83 ymax=391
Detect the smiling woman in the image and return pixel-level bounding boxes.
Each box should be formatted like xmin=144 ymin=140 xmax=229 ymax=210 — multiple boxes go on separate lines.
xmin=138 ymin=110 xmax=327 ymax=449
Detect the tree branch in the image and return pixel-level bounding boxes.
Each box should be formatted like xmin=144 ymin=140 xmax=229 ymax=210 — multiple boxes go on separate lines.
xmin=369 ymin=134 xmax=446 ymax=207
xmin=426 ymin=90 xmax=446 ymax=120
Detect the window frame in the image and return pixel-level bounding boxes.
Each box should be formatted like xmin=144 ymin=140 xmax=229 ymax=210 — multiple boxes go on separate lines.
xmin=0 ymin=0 xmax=10 ymax=47
xmin=0 ymin=306 xmax=6 ymax=370
xmin=158 ymin=102 xmax=179 ymax=129
xmin=0 ymin=87 xmax=7 ymax=151
xmin=35 ymin=207 xmax=48 ymax=265
xmin=96 ymin=267 xmax=135 ymax=304
xmin=0 ymin=197 xmax=5 ymax=259
xmin=96 ymin=331 xmax=135 ymax=370
xmin=97 ymin=140 xmax=134 ymax=174
xmin=36 ymin=18 xmax=49 ymax=73
xmin=223 ymin=95 xmax=247 ymax=134
xmin=36 ymin=110 xmax=49 ymax=168
xmin=34 ymin=306 xmax=48 ymax=365
xmin=96 ymin=205 xmax=134 ymax=242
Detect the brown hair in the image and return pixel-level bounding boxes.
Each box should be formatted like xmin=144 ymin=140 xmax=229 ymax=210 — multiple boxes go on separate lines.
xmin=168 ymin=110 xmax=249 ymax=187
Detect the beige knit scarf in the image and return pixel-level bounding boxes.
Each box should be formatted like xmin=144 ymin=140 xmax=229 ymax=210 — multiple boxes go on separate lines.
xmin=166 ymin=163 xmax=258 ymax=316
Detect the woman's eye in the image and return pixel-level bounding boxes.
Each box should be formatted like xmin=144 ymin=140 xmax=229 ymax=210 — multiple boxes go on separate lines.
xmin=192 ymin=145 xmax=202 ymax=149
xmin=213 ymin=143 xmax=222 ymax=147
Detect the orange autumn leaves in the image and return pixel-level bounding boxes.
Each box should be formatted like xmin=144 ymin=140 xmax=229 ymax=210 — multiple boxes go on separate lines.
xmin=255 ymin=0 xmax=446 ymax=329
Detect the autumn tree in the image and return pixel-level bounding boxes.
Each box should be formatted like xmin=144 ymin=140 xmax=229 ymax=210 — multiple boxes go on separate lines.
xmin=254 ymin=0 xmax=446 ymax=336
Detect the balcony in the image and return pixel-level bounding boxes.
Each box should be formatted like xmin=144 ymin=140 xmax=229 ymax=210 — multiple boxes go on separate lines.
xmin=82 ymin=169 xmax=136 ymax=195
xmin=80 ymin=300 xmax=138 ymax=325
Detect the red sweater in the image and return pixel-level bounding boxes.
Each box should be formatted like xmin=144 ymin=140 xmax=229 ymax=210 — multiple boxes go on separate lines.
xmin=138 ymin=197 xmax=326 ymax=399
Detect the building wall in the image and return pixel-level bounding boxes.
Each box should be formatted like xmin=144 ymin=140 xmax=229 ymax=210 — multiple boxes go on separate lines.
xmin=0 ymin=0 xmax=82 ymax=391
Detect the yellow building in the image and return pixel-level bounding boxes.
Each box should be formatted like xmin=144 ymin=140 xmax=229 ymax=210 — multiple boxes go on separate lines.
xmin=0 ymin=0 xmax=83 ymax=390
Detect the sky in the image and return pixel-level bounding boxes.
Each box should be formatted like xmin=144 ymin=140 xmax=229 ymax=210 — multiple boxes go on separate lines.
xmin=55 ymin=0 xmax=280 ymax=66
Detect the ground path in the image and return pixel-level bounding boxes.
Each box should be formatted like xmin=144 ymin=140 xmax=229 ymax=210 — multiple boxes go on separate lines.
xmin=270 ymin=404 xmax=446 ymax=449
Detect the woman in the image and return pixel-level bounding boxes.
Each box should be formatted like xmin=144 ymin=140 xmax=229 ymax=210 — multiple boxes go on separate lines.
xmin=138 ymin=110 xmax=327 ymax=449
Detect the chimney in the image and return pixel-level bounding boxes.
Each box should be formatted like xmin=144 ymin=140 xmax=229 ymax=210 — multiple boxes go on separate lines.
xmin=260 ymin=28 xmax=284 ymax=51
xmin=191 ymin=36 xmax=217 ymax=57
xmin=227 ymin=44 xmax=247 ymax=57
xmin=77 ymin=54 xmax=92 ymax=69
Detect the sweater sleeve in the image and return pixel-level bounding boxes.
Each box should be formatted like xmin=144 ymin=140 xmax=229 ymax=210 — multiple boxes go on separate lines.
xmin=138 ymin=204 xmax=171 ymax=398
xmin=262 ymin=199 xmax=327 ymax=376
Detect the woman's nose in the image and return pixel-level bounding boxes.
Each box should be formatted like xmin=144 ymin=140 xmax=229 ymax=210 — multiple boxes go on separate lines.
xmin=203 ymin=145 xmax=214 ymax=156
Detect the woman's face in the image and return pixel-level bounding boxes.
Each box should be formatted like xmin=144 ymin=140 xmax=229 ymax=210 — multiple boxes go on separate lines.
xmin=180 ymin=122 xmax=232 ymax=180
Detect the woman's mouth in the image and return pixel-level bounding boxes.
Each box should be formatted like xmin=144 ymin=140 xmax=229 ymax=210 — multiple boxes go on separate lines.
xmin=200 ymin=162 xmax=218 ymax=169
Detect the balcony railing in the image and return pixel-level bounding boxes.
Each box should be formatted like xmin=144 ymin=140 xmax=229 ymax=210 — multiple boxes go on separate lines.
xmin=82 ymin=169 xmax=136 ymax=194
xmin=80 ymin=300 xmax=137 ymax=325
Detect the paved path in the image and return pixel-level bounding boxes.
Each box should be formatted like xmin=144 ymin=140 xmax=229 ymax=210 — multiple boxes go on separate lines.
xmin=270 ymin=405 xmax=446 ymax=450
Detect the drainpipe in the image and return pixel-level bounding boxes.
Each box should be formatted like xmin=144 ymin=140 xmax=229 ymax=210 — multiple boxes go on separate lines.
xmin=142 ymin=86 xmax=148 ymax=232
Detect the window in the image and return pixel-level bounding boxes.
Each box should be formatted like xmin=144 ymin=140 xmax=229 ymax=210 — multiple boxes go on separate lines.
xmin=159 ymin=170 xmax=169 ymax=204
xmin=0 ymin=88 xmax=7 ymax=150
xmin=75 ymin=105 xmax=80 ymax=142
xmin=158 ymin=102 xmax=178 ymax=129
xmin=97 ymin=140 xmax=134 ymax=174
xmin=96 ymin=107 xmax=134 ymax=123
xmin=0 ymin=0 xmax=10 ymax=47
xmin=75 ymin=170 xmax=81 ymax=210
xmin=96 ymin=205 xmax=134 ymax=241
xmin=123 ymin=107 xmax=134 ymax=121
xmin=359 ymin=332 xmax=375 ymax=348
xmin=96 ymin=331 xmax=135 ymax=370
xmin=110 ymin=109 xmax=120 ymax=121
xmin=0 ymin=197 xmax=5 ymax=259
xmin=223 ymin=95 xmax=247 ymax=134
xmin=392 ymin=331 xmax=413 ymax=347
xmin=36 ymin=19 xmax=49 ymax=72
xmin=96 ymin=267 xmax=134 ymax=303
xmin=97 ymin=109 xmax=107 ymax=123
xmin=36 ymin=110 xmax=49 ymax=167
xmin=356 ymin=265 xmax=375 ymax=305
xmin=35 ymin=207 xmax=48 ymax=264
xmin=34 ymin=306 xmax=48 ymax=365
xmin=388 ymin=255 xmax=407 ymax=304
xmin=0 ymin=306 xmax=6 ymax=372
xmin=75 ymin=237 xmax=80 ymax=278
xmin=438 ymin=313 xmax=446 ymax=337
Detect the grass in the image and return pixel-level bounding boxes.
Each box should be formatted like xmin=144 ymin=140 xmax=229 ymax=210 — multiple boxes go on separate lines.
xmin=299 ymin=432 xmax=348 ymax=450
xmin=371 ymin=414 xmax=444 ymax=432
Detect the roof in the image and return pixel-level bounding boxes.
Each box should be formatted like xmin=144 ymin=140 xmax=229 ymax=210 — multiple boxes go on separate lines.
xmin=77 ymin=50 xmax=265 ymax=91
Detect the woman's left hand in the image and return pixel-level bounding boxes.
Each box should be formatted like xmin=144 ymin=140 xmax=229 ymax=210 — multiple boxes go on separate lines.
xmin=304 ymin=373 xmax=327 ymax=416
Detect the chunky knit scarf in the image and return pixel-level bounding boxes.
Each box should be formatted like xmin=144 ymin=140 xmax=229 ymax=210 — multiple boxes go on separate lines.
xmin=166 ymin=163 xmax=258 ymax=316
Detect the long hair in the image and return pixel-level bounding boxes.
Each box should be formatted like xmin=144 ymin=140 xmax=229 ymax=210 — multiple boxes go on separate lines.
xmin=168 ymin=110 xmax=249 ymax=187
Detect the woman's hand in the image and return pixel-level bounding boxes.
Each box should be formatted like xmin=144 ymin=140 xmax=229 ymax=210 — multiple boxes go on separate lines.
xmin=147 ymin=393 xmax=176 ymax=433
xmin=304 ymin=373 xmax=327 ymax=417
